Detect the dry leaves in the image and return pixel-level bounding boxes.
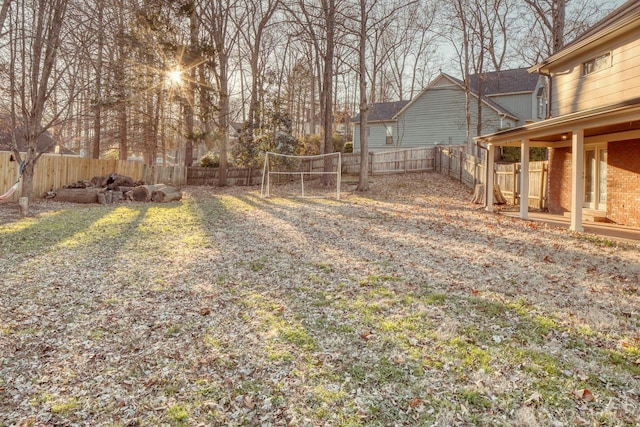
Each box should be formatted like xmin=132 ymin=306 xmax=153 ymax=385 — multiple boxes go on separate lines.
xmin=1 ymin=172 xmax=639 ymax=426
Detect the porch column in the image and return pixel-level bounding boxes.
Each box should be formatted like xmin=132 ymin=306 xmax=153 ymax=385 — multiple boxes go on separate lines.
xmin=520 ymin=138 xmax=530 ymax=220
xmin=571 ymin=128 xmax=584 ymax=232
xmin=486 ymin=143 xmax=495 ymax=212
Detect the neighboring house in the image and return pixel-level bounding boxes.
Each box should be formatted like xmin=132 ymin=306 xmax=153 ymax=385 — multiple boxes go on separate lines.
xmin=476 ymin=0 xmax=640 ymax=229
xmin=393 ymin=73 xmax=520 ymax=149
xmin=354 ymin=69 xmax=544 ymax=153
xmin=352 ymin=101 xmax=409 ymax=152
xmin=0 ymin=122 xmax=75 ymax=155
xmin=469 ymin=68 xmax=548 ymax=125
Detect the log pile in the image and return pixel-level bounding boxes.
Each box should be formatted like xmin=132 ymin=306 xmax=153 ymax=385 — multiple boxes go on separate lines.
xmin=50 ymin=173 xmax=182 ymax=204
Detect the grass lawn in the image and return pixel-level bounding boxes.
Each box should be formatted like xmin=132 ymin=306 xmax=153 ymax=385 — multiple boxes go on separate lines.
xmin=1 ymin=172 xmax=639 ymax=426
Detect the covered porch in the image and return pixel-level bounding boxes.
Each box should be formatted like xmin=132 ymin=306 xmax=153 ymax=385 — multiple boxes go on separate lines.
xmin=476 ymin=98 xmax=640 ymax=232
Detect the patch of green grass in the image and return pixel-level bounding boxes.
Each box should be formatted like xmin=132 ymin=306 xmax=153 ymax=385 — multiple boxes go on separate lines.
xmin=312 ymin=292 xmax=332 ymax=307
xmin=166 ymin=324 xmax=180 ymax=336
xmin=241 ymin=257 xmax=267 ymax=272
xmin=166 ymin=404 xmax=189 ymax=424
xmin=513 ymin=348 xmax=563 ymax=377
xmin=314 ymin=261 xmax=332 ymax=273
xmin=50 ymin=397 xmax=78 ymax=416
xmin=577 ymin=234 xmax=618 ymax=248
xmin=421 ymin=291 xmax=447 ymax=306
xmin=606 ymin=349 xmax=640 ymax=375
xmin=449 ymin=337 xmax=492 ymax=371
xmin=280 ymin=325 xmax=317 ymax=351
xmin=375 ymin=357 xmax=406 ymax=383
xmin=358 ymin=274 xmax=403 ymax=287
xmin=266 ymin=345 xmax=295 ymax=362
xmin=469 ymin=297 xmax=509 ymax=317
xmin=308 ymin=274 xmax=327 ymax=285
xmin=458 ymin=389 xmax=492 ymax=410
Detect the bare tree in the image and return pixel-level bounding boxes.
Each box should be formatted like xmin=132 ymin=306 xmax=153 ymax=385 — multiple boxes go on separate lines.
xmin=6 ymin=0 xmax=76 ymax=214
xmin=201 ymin=0 xmax=241 ymax=186
xmin=286 ymin=0 xmax=343 ymax=178
xmin=385 ymin=1 xmax=438 ymax=101
xmin=0 ymin=0 xmax=11 ymax=36
xmin=240 ymin=0 xmax=280 ymax=143
xmin=92 ymin=0 xmax=104 ymax=159
xmin=519 ymin=0 xmax=618 ymax=64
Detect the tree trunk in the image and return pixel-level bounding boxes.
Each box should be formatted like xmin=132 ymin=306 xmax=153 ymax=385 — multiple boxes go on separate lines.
xmin=321 ymin=0 xmax=336 ymax=185
xmin=356 ymin=0 xmax=369 ymax=191
xmin=92 ymin=0 xmax=104 ymax=160
xmin=218 ymin=56 xmax=229 ymax=186
xmin=54 ymin=187 xmax=103 ymax=203
xmin=151 ymin=185 xmax=182 ymax=202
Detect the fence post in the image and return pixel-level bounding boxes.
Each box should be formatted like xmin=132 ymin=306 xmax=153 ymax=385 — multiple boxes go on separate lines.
xmin=369 ymin=152 xmax=374 ymax=176
xmin=513 ymin=163 xmax=518 ymax=205
xmin=459 ymin=151 xmax=463 ymax=183
xmin=404 ymin=149 xmax=408 ymax=173
xmin=540 ymin=163 xmax=547 ymax=210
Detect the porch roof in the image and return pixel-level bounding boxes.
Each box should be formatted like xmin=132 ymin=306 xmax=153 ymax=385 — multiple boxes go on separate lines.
xmin=474 ymin=97 xmax=640 ymax=147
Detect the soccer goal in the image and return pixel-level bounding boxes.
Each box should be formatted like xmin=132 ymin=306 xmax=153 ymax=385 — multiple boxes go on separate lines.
xmin=260 ymin=151 xmax=341 ymax=199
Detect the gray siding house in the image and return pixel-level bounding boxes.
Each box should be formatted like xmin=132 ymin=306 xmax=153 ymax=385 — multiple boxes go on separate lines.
xmin=394 ymin=73 xmax=519 ymax=149
xmin=352 ymin=68 xmax=546 ymax=152
xmin=352 ymin=101 xmax=409 ymax=152
xmin=469 ymin=68 xmax=548 ymax=125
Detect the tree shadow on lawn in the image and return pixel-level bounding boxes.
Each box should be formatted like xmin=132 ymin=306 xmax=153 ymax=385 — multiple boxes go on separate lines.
xmin=177 ymin=194 xmax=640 ymax=424
xmin=0 ymin=204 xmax=151 ymax=256
xmin=217 ymin=193 xmax=639 ymax=345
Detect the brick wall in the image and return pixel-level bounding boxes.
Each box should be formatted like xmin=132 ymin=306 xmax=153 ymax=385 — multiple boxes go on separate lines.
xmin=548 ymin=147 xmax=572 ymax=214
xmin=607 ymin=140 xmax=640 ymax=227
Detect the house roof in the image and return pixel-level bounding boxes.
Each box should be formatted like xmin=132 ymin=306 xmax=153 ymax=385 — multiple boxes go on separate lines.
xmin=530 ymin=0 xmax=640 ymax=73
xmin=352 ymin=100 xmax=409 ymax=123
xmin=468 ymin=68 xmax=541 ymax=95
xmin=475 ymin=96 xmax=640 ymax=147
xmin=394 ymin=73 xmax=519 ymax=121
xmin=0 ymin=123 xmax=75 ymax=155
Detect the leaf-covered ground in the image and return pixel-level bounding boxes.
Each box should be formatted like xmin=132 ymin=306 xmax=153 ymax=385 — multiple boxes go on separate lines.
xmin=1 ymin=172 xmax=639 ymax=426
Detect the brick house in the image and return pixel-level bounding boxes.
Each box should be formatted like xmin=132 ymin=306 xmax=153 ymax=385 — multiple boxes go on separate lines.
xmin=475 ymin=0 xmax=640 ymax=230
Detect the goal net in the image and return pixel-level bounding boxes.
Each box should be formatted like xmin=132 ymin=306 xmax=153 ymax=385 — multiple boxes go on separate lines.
xmin=260 ymin=151 xmax=341 ymax=199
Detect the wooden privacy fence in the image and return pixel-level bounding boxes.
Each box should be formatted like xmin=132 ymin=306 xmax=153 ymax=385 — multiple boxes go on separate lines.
xmin=435 ymin=146 xmax=548 ymax=209
xmin=435 ymin=146 xmax=485 ymax=188
xmin=0 ymin=152 xmax=186 ymax=202
xmin=495 ymin=161 xmax=548 ymax=210
xmin=187 ymin=167 xmax=263 ymax=186
xmin=343 ymin=147 xmax=435 ymax=175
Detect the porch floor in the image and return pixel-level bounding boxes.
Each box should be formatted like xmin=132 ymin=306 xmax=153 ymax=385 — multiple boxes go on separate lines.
xmin=500 ymin=211 xmax=640 ymax=244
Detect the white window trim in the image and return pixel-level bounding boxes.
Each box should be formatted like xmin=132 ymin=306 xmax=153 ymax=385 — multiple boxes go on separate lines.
xmin=582 ymin=52 xmax=611 ymax=77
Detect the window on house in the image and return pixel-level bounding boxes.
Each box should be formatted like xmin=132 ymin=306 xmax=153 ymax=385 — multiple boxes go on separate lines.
xmin=536 ymin=87 xmax=547 ymax=118
xmin=583 ymin=52 xmax=611 ymax=76
xmin=385 ymin=125 xmax=393 ymax=144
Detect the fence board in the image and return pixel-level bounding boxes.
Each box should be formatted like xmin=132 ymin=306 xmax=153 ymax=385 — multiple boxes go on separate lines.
xmin=0 ymin=152 xmax=186 ymax=202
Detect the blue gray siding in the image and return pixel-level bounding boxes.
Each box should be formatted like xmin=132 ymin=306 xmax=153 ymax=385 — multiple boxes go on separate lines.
xmin=353 ymin=121 xmax=397 ymax=151
xmin=395 ymin=84 xmax=516 ymax=149
xmin=489 ymin=93 xmax=536 ymax=125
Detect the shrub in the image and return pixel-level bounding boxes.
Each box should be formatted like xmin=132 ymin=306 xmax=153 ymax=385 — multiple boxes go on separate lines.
xmin=344 ymin=141 xmax=353 ymax=153
xmin=501 ymin=147 xmax=547 ymax=162
xmin=200 ymin=152 xmax=219 ymax=168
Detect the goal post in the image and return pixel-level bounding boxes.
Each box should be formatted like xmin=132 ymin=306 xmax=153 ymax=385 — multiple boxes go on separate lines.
xmin=260 ymin=151 xmax=341 ymax=200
